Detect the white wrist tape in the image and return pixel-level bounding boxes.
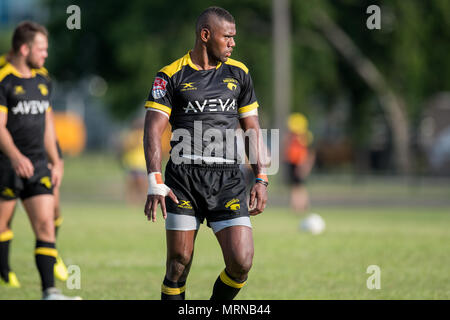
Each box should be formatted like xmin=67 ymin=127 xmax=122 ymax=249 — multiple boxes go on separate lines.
xmin=147 ymin=172 xmax=171 ymax=196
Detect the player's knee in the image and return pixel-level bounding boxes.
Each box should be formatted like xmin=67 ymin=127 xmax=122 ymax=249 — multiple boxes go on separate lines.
xmin=167 ymin=252 xmax=193 ymax=274
xmin=229 ymin=250 xmax=253 ymax=278
xmin=34 ymin=219 xmax=54 ymax=239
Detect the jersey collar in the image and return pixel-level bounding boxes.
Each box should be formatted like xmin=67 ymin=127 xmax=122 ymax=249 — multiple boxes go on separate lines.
xmin=186 ymin=51 xmax=222 ymax=71
xmin=5 ymin=62 xmax=37 ymax=78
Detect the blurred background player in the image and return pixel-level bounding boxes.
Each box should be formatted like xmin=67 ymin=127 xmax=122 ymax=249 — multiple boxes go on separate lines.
xmin=284 ymin=113 xmax=315 ymax=213
xmin=0 ymin=22 xmax=78 ymax=299
xmin=0 ymin=56 xmax=68 ymax=284
xmin=119 ymin=118 xmax=148 ymax=205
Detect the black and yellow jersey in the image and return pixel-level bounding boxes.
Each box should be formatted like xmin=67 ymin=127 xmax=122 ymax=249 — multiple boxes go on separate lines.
xmin=145 ymin=51 xmax=259 ymax=163
xmin=0 ymin=61 xmax=52 ymax=163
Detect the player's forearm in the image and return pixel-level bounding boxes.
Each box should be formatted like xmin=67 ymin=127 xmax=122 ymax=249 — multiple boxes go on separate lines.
xmin=144 ymin=131 xmax=162 ymax=173
xmin=240 ymin=116 xmax=268 ymax=176
xmin=143 ymin=111 xmax=167 ymax=173
xmin=0 ymin=126 xmax=22 ymax=160
xmin=44 ymin=110 xmax=60 ymax=165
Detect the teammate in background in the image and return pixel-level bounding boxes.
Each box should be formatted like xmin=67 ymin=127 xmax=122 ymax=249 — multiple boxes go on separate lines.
xmin=144 ymin=7 xmax=268 ymax=300
xmin=119 ymin=118 xmax=148 ymax=205
xmin=0 ymin=56 xmax=68 ymax=284
xmin=0 ymin=22 xmax=79 ymax=299
xmin=284 ymin=113 xmax=315 ymax=213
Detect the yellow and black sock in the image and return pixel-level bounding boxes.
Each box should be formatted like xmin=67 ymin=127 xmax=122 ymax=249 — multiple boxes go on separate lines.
xmin=161 ymin=276 xmax=186 ymax=300
xmin=35 ymin=240 xmax=57 ymax=290
xmin=54 ymin=216 xmax=63 ymax=238
xmin=0 ymin=230 xmax=13 ymax=282
xmin=210 ymin=269 xmax=246 ymax=300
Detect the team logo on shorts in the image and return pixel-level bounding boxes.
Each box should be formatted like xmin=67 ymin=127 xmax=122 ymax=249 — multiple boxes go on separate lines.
xmin=152 ymin=77 xmax=168 ymax=99
xmin=1 ymin=187 xmax=15 ymax=198
xmin=178 ymin=200 xmax=193 ymax=209
xmin=225 ymin=199 xmax=240 ymax=212
xmin=40 ymin=176 xmax=52 ymax=189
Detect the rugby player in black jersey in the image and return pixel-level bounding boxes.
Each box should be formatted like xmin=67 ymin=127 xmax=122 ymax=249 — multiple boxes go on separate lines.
xmin=0 ymin=52 xmax=69 ymax=285
xmin=144 ymin=7 xmax=268 ymax=300
xmin=0 ymin=22 xmax=79 ymax=300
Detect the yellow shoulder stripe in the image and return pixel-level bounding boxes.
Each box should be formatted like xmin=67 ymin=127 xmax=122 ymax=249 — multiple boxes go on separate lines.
xmin=225 ymin=58 xmax=249 ymax=74
xmin=0 ymin=105 xmax=7 ymax=114
xmin=238 ymin=101 xmax=259 ymax=114
xmin=35 ymin=67 xmax=49 ymax=77
xmin=0 ymin=55 xmax=6 ymax=68
xmin=160 ymin=52 xmax=200 ymax=78
xmin=0 ymin=63 xmax=22 ymax=82
xmin=145 ymin=101 xmax=171 ymax=115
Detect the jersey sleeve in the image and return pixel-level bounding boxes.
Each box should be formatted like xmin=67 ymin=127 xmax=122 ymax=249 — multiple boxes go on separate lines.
xmin=144 ymin=72 xmax=173 ymax=119
xmin=237 ymin=71 xmax=259 ymax=119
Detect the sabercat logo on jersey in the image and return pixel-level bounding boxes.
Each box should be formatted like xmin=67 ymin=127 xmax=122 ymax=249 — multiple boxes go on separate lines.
xmin=11 ymin=100 xmax=50 ymax=115
xmin=152 ymin=77 xmax=167 ymax=99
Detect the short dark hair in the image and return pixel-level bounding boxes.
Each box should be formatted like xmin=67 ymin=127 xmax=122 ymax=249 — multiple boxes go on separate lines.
xmin=195 ymin=7 xmax=235 ymax=36
xmin=12 ymin=21 xmax=48 ymax=53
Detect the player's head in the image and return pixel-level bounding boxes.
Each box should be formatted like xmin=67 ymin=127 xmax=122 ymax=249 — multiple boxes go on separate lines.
xmin=12 ymin=21 xmax=48 ymax=69
xmin=195 ymin=7 xmax=236 ymax=63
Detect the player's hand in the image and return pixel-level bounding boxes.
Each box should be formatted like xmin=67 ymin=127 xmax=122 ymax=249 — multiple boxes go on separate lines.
xmin=144 ymin=190 xmax=178 ymax=222
xmin=144 ymin=172 xmax=178 ymax=222
xmin=11 ymin=153 xmax=34 ymax=178
xmin=50 ymin=160 xmax=64 ymax=188
xmin=249 ymin=182 xmax=268 ymax=216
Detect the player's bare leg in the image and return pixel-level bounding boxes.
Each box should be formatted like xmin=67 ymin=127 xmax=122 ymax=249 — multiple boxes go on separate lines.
xmin=52 ymin=185 xmax=68 ymax=281
xmin=162 ymin=229 xmax=197 ymax=300
xmin=291 ymin=185 xmax=309 ymax=213
xmin=211 ymin=225 xmax=254 ymax=300
xmin=0 ymin=199 xmax=20 ymax=287
xmin=23 ymin=195 xmax=55 ymax=242
xmin=22 ymin=195 xmax=57 ymax=292
xmin=23 ymin=194 xmax=80 ymax=300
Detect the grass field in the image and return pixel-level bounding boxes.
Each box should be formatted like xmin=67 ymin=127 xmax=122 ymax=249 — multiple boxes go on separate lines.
xmin=1 ymin=204 xmax=449 ymax=300
xmin=0 ymin=154 xmax=449 ymax=300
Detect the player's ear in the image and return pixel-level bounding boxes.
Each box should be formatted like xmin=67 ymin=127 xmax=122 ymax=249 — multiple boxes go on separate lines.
xmin=19 ymin=43 xmax=30 ymax=57
xmin=200 ymin=28 xmax=210 ymax=42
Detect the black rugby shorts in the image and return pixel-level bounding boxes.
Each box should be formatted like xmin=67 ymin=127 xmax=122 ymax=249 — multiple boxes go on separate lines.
xmin=164 ymin=159 xmax=249 ymax=225
xmin=0 ymin=159 xmax=53 ymax=200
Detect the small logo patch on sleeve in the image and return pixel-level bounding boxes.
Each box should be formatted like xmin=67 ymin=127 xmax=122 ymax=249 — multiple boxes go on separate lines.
xmin=152 ymin=77 xmax=168 ymax=99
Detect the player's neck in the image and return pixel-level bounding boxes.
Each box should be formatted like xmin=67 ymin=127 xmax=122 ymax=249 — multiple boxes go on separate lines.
xmin=8 ymin=54 xmax=34 ymax=78
xmin=190 ymin=47 xmax=220 ymax=70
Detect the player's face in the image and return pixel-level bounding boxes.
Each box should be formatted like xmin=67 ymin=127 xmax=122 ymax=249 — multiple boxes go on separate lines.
xmin=26 ymin=32 xmax=48 ymax=69
xmin=207 ymin=19 xmax=236 ymax=63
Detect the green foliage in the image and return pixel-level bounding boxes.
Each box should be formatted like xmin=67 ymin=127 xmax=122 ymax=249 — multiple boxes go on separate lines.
xmin=42 ymin=0 xmax=450 ymax=139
